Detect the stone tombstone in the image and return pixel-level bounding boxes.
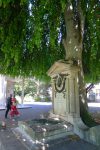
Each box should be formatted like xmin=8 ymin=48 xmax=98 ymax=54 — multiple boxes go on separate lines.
xmin=47 ymin=60 xmax=100 ymax=146
xmin=47 ymin=60 xmax=83 ymax=125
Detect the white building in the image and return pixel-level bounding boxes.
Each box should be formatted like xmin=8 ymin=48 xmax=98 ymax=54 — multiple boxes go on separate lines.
xmin=0 ymin=75 xmax=17 ymax=106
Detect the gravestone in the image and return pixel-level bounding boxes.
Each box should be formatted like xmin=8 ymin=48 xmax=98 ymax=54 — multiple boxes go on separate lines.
xmin=47 ymin=60 xmax=82 ymax=125
xmin=47 ymin=60 xmax=100 ymax=146
xmin=14 ymin=60 xmax=100 ymax=147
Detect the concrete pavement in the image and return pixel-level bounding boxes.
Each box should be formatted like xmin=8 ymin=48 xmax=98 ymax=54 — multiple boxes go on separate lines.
xmin=0 ymin=102 xmax=100 ymax=150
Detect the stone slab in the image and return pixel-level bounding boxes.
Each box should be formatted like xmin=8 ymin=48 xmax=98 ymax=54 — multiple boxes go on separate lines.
xmin=18 ymin=118 xmax=73 ymax=142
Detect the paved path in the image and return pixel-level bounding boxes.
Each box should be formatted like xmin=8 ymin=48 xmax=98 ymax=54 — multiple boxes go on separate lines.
xmin=88 ymin=102 xmax=100 ymax=112
xmin=0 ymin=102 xmax=52 ymax=121
xmin=0 ymin=102 xmax=99 ymax=150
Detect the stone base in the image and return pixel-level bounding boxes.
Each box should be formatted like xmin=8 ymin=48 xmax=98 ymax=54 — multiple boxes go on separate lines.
xmin=74 ymin=124 xmax=100 ymax=146
xmin=49 ymin=112 xmax=100 ymax=146
xmin=18 ymin=118 xmax=73 ymax=143
xmin=49 ymin=112 xmax=88 ymax=130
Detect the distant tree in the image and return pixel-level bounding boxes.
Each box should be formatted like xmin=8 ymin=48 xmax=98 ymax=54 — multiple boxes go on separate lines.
xmin=14 ymin=78 xmax=51 ymax=101
xmin=14 ymin=78 xmax=37 ymax=97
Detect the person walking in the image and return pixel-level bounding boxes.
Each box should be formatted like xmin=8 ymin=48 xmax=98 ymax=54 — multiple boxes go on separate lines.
xmin=10 ymin=95 xmax=20 ymax=118
xmin=5 ymin=94 xmax=12 ymax=119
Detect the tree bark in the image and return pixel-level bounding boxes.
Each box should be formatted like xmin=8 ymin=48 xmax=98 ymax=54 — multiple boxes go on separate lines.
xmin=63 ymin=1 xmax=94 ymax=126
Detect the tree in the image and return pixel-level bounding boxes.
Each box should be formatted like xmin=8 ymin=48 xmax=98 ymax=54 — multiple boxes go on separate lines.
xmin=0 ymin=0 xmax=100 ymax=125
xmin=0 ymin=0 xmax=99 ymax=80
xmin=14 ymin=77 xmax=51 ymax=102
xmin=14 ymin=78 xmax=38 ymax=97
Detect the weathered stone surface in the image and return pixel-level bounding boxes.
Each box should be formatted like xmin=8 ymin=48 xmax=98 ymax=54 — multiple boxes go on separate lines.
xmin=47 ymin=60 xmax=100 ymax=146
xmin=84 ymin=125 xmax=100 ymax=146
xmin=18 ymin=118 xmax=73 ymax=142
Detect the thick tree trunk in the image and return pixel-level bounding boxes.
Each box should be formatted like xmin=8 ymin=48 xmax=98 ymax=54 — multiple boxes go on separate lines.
xmin=63 ymin=2 xmax=94 ymax=126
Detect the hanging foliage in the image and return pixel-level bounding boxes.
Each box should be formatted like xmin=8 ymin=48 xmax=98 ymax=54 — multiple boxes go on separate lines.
xmin=0 ymin=0 xmax=99 ymax=82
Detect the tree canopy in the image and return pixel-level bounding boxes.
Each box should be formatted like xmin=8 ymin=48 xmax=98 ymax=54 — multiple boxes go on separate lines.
xmin=0 ymin=0 xmax=100 ymax=82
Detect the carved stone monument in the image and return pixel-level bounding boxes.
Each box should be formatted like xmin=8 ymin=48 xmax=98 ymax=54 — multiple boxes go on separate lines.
xmin=47 ymin=60 xmax=81 ymax=124
xmin=47 ymin=60 xmax=100 ymax=146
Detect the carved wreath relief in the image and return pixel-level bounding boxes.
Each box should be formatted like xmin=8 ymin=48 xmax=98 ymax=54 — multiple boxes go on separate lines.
xmin=54 ymin=74 xmax=66 ymax=98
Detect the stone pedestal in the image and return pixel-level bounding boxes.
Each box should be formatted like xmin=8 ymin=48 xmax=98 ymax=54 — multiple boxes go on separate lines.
xmin=47 ymin=60 xmax=100 ymax=146
xmin=47 ymin=60 xmax=81 ymax=125
xmin=18 ymin=119 xmax=73 ymax=143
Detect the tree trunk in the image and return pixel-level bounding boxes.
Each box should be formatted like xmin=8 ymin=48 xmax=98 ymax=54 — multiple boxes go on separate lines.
xmin=63 ymin=2 xmax=94 ymax=126
xmin=21 ymin=78 xmax=25 ymax=104
xmin=36 ymin=79 xmax=41 ymax=97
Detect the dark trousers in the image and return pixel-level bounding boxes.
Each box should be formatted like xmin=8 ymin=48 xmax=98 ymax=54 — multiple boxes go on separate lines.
xmin=5 ymin=106 xmax=11 ymax=118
